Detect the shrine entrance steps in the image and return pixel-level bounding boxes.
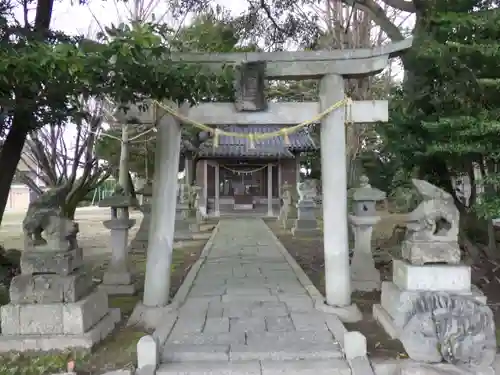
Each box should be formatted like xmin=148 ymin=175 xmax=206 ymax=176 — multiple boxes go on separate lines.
xmin=156 ymin=218 xmax=350 ymax=375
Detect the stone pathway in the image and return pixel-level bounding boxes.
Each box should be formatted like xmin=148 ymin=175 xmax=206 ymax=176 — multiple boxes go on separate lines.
xmin=157 ymin=218 xmax=351 ymax=375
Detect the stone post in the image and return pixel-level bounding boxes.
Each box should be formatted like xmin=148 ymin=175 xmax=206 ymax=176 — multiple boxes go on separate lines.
xmin=99 ymin=193 xmax=137 ymax=295
xmin=189 ymin=185 xmax=202 ymax=233
xmin=317 ymin=73 xmax=361 ymax=322
xmin=202 ymin=160 xmax=208 ymax=216
xmin=129 ymin=181 xmax=153 ymax=253
xmin=1 ymin=215 xmax=119 ymax=351
xmin=214 ymin=162 xmax=220 ymax=216
xmin=267 ymin=163 xmax=273 ymax=217
xmin=142 ymin=110 xmax=182 ymax=308
xmin=175 ymin=183 xmax=192 ymax=241
xmin=286 ymin=184 xmax=298 ymax=230
xmin=291 ymin=179 xmax=320 ymax=236
xmin=349 ymin=176 xmax=386 ymax=292
xmin=279 ymin=183 xmax=291 ymax=229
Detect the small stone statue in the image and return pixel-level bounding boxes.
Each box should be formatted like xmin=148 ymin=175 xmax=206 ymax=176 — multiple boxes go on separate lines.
xmin=401 ymin=179 xmax=461 ymax=265
xmin=22 ymin=185 xmax=70 ymax=248
xmin=399 ymin=292 xmax=496 ymax=371
xmin=297 ymin=179 xmax=317 ymax=202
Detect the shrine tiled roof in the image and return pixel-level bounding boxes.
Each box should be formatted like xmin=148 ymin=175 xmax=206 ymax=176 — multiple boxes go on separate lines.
xmin=198 ymin=125 xmax=317 ymax=159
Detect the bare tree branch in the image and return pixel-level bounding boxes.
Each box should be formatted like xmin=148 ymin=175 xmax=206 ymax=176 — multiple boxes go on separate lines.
xmin=341 ymin=0 xmax=405 ymax=41
xmin=380 ymin=0 xmax=415 ymax=13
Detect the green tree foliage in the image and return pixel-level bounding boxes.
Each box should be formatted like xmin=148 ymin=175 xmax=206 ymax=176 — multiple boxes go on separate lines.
xmin=0 ymin=4 xmax=236 ymax=224
xmin=95 ymin=10 xmax=253 ymax=178
xmin=380 ymin=0 xmax=500 ymax=254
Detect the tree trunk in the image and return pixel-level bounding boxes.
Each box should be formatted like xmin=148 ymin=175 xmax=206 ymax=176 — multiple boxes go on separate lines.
xmin=0 ymin=114 xmax=30 ymax=225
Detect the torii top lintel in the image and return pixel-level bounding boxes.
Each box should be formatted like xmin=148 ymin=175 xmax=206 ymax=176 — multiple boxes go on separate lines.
xmin=170 ymin=38 xmax=413 ymax=80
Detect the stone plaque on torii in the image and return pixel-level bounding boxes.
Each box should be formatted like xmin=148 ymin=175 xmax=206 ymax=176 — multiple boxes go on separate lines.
xmin=234 ymin=61 xmax=268 ymax=112
xmin=128 ymin=38 xmax=414 ymax=328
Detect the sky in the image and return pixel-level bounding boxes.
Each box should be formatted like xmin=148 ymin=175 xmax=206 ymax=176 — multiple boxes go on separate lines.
xmin=17 ymin=0 xmax=249 ymax=37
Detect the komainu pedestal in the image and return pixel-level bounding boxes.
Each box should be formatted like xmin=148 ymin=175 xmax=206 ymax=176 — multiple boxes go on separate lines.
xmin=0 ymin=207 xmax=120 ymax=352
xmin=373 ymin=179 xmax=495 ymax=372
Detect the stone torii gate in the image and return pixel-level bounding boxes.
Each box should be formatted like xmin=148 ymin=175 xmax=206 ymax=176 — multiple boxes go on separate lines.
xmin=132 ymin=38 xmax=413 ymax=327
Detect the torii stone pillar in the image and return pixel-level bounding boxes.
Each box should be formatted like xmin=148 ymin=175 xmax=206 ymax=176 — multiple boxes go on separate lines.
xmin=142 ymin=111 xmax=181 ymax=307
xmin=129 ymin=105 xmax=182 ymax=328
xmin=318 ymin=74 xmax=357 ymax=319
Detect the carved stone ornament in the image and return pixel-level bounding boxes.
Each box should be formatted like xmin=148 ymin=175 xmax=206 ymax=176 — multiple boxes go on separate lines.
xmin=234 ymin=61 xmax=268 ymax=112
xmin=401 ymin=179 xmax=461 ymax=265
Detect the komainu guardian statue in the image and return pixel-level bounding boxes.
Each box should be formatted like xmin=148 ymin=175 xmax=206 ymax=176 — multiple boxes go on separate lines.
xmin=401 ymin=179 xmax=460 ymax=265
xmin=22 ymin=185 xmax=78 ymax=251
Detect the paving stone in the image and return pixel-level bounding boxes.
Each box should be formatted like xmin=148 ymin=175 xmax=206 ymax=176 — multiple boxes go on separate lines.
xmin=290 ymin=312 xmax=329 ymax=331
xmin=260 ymin=359 xmax=351 ymax=375
xmin=230 ymin=316 xmax=266 ymax=333
xmin=229 ymin=342 xmax=343 ymax=361
xmin=170 ymin=315 xmax=206 ymax=335
xmin=156 ymin=360 xmax=262 ymax=375
xmin=188 ymin=286 xmax=227 ymax=297
xmin=245 ymin=330 xmax=335 ymax=346
xmin=206 ymin=302 xmax=224 ymax=318
xmin=222 ymin=304 xmax=253 ymax=318
xmin=278 ymin=296 xmax=314 ymax=312
xmin=161 ymin=344 xmax=229 ymax=362
xmin=167 ymin=332 xmax=245 ymax=346
xmin=265 ymin=316 xmax=295 ymax=332
xmin=225 ymin=287 xmax=272 ymax=296
xmin=250 ymin=302 xmax=288 ymax=317
xmin=203 ymin=317 xmax=230 ymax=333
xmin=222 ymin=294 xmax=278 ymax=303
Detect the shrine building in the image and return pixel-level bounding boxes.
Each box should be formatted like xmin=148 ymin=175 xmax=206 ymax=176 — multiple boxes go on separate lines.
xmin=185 ymin=125 xmax=316 ymax=217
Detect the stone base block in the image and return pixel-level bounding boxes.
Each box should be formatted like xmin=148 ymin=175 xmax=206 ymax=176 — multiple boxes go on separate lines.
xmin=233 ymin=204 xmax=254 ymax=210
xmin=375 ymin=281 xmax=488 ymax=339
xmin=192 ymin=232 xmax=212 ymax=240
xmin=0 ymin=308 xmax=120 ymax=352
xmin=393 ymin=258 xmax=471 ymax=292
xmin=351 ymin=278 xmax=380 ymax=292
xmin=100 ymin=283 xmax=136 ymax=295
xmin=199 ymin=224 xmax=214 ymax=232
xmin=189 ymin=223 xmax=200 ymax=233
xmin=174 ymin=231 xmax=194 ymax=241
xmin=314 ymin=300 xmax=362 ymax=323
xmin=401 ymin=239 xmax=461 ymax=265
xmin=20 ymin=247 xmax=83 ymax=276
xmin=10 ymin=271 xmax=92 ymax=304
xmin=102 ymin=271 xmax=133 ymax=286
xmin=1 ymin=289 xmax=109 ymax=335
xmin=291 ymin=227 xmax=321 ymax=237
xmin=173 ymin=239 xmax=206 ymax=249
xmin=373 ymin=303 xmax=399 ymax=339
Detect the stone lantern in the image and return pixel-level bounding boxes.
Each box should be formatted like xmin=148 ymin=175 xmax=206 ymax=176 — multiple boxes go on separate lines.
xmin=349 ymin=175 xmax=386 ymax=292
xmin=99 ymin=190 xmax=137 ymax=295
xmin=130 ymin=181 xmax=153 ymax=253
xmin=174 ymin=183 xmax=192 ymax=240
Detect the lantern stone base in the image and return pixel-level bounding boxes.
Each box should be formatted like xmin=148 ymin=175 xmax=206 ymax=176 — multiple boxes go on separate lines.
xmin=100 ymin=270 xmax=136 ymax=296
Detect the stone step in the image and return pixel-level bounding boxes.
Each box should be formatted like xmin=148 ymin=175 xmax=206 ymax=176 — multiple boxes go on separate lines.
xmin=160 ymin=341 xmax=343 ymax=363
xmin=229 ymin=342 xmax=343 ymax=361
xmin=157 ymin=359 xmax=351 ymax=375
